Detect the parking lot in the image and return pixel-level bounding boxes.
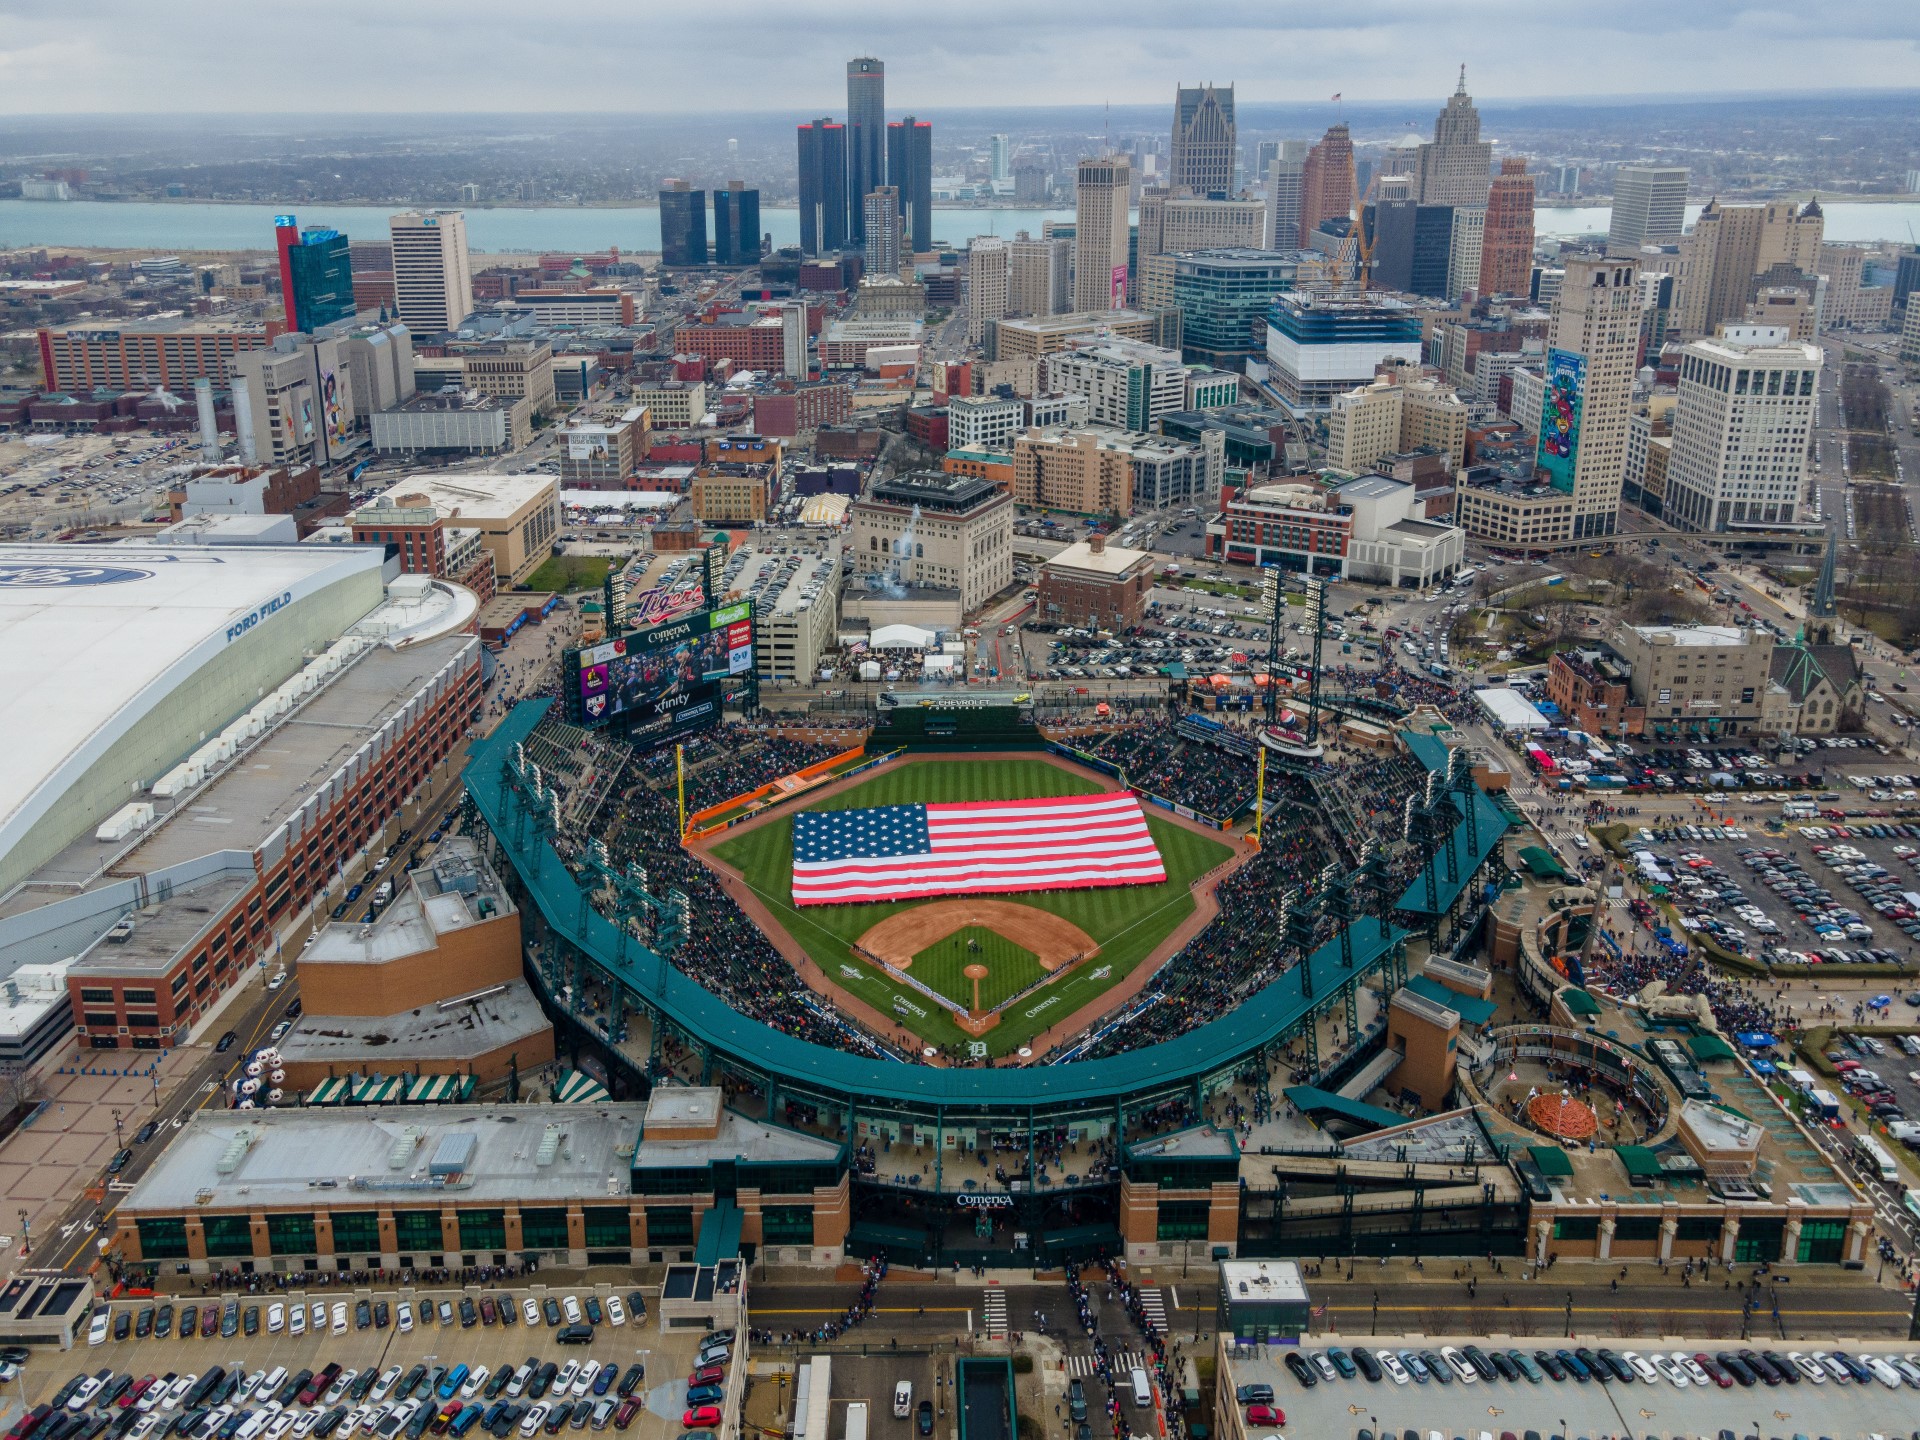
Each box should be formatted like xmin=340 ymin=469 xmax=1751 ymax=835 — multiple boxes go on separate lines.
xmin=8 ymin=1287 xmax=731 ymax=1440
xmin=1226 ymin=1335 xmax=1920 ymax=1440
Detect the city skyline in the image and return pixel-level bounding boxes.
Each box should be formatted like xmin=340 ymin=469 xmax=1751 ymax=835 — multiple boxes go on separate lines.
xmin=3 ymin=1 xmax=1919 ymax=113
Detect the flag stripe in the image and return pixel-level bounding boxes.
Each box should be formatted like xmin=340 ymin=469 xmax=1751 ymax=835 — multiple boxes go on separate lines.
xmin=791 ymin=791 xmax=1166 ymax=905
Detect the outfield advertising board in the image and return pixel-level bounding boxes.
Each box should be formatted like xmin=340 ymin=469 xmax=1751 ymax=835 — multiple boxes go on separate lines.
xmin=571 ymin=600 xmax=752 ymax=742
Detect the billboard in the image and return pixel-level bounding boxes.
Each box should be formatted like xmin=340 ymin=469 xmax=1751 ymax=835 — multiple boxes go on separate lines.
xmin=568 ymin=432 xmax=612 ymax=462
xmin=1536 ymin=347 xmax=1586 ymax=493
xmin=321 ymin=368 xmax=346 ymax=442
xmin=1109 ymin=264 xmax=1128 ymax=310
xmin=573 ymin=600 xmax=753 ymax=741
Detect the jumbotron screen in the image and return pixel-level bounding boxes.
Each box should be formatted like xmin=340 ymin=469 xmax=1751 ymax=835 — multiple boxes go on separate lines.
xmin=571 ymin=600 xmax=752 ymax=745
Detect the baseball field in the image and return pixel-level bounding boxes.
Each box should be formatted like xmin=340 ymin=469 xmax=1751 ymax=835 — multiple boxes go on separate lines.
xmin=708 ymin=757 xmax=1235 ymax=1057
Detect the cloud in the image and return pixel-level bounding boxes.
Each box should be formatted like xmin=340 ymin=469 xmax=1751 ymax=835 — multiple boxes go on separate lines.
xmin=0 ymin=0 xmax=1915 ymax=111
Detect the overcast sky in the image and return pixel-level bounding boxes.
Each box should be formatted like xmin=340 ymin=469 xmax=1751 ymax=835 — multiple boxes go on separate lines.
xmin=2 ymin=0 xmax=1916 ymax=113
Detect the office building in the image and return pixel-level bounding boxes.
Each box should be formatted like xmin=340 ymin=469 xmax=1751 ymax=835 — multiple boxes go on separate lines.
xmin=1264 ymin=291 xmax=1423 ymax=407
xmin=1207 ymin=481 xmax=1353 ymax=577
xmin=633 ymin=378 xmax=708 ymax=429
xmin=853 ymin=274 xmax=927 ymax=317
xmin=1903 ymin=301 xmax=1920 ymax=367
xmin=1138 ymin=191 xmax=1266 ymax=267
xmin=1327 ymin=372 xmax=1468 ymax=473
xmin=1074 ymin=156 xmax=1133 ymax=312
xmin=1298 ymin=125 xmax=1355 ymax=249
xmin=371 ymin=391 xmax=533 ymax=457
xmin=37 ymin=316 xmax=275 ymax=392
xmin=990 ymin=134 xmax=1012 ymax=183
xmin=460 ymin=341 xmax=557 ymax=415
xmin=967 ymin=236 xmax=1009 ymax=344
xmin=1543 ymin=254 xmax=1642 ymax=540
xmin=558 ymin=406 xmax=650 ymax=489
xmin=1610 ymin=622 xmax=1774 ymax=733
xmin=1894 ymin=246 xmax=1920 ymax=314
xmin=1366 ymin=201 xmax=1457 ymax=298
xmin=659 ymin=181 xmax=709 ymax=267
xmin=847 ymin=57 xmax=886 ymax=243
xmin=368 ymin=472 xmax=558 ymax=589
xmin=1044 ymin=339 xmax=1188 ymax=432
xmin=863 ymin=187 xmax=902 ymax=278
xmin=1169 ymin=249 xmax=1299 ymax=370
xmin=1414 ymin=69 xmax=1492 ymax=207
xmin=1672 ymin=199 xmax=1823 ymax=338
xmin=1036 ymin=535 xmax=1157 ymax=630
xmin=886 ymin=118 xmax=934 ymax=256
xmin=1480 ymin=158 xmax=1536 ymax=297
xmin=949 ymin=395 xmax=1025 ymax=452
xmin=1170 ymin=83 xmax=1236 ymax=196
xmin=229 ymin=332 xmax=357 ymax=470
xmin=274 ymin=215 xmax=355 ymax=333
xmin=1448 ymin=207 xmax=1485 ymax=301
xmin=1008 ymin=233 xmax=1071 ymax=317
xmin=991 ymin=309 xmax=1176 ymax=363
xmin=797 ymin=119 xmax=849 ymax=256
xmin=1662 ymin=328 xmax=1820 ymax=533
xmin=1013 ymin=159 xmax=1050 ymax=204
xmin=1011 ymin=429 xmax=1136 ymax=516
xmin=711 ymin=182 xmax=761 ymax=267
xmin=388 ymin=210 xmax=473 ymax=335
xmin=1609 ymin=166 xmax=1689 ymax=249
xmin=1265 ymin=154 xmax=1305 ymax=253
xmin=850 ymin=472 xmax=1013 ymax=612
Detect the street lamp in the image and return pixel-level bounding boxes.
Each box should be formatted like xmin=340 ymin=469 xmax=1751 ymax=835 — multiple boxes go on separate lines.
xmin=17 ymin=1208 xmax=28 ymax=1257
xmin=112 ymin=1109 xmax=123 ymax=1149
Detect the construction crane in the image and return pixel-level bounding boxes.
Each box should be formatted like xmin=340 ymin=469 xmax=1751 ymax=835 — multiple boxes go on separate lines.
xmin=1332 ymin=154 xmax=1385 ymax=291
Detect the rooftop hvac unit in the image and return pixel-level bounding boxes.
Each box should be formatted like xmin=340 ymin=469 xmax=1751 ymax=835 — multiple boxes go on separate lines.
xmin=215 ymin=1125 xmax=263 ymax=1174
xmin=387 ymin=1126 xmax=425 ymax=1170
xmin=95 ymin=802 xmax=156 ymax=842
xmin=151 ymin=763 xmax=195 ymax=799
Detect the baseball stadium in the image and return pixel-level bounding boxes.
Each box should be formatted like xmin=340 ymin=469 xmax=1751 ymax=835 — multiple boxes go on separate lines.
xmin=462 ymin=668 xmax=1559 ymax=1272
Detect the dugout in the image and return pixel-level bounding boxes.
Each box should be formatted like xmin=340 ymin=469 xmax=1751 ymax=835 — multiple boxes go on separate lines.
xmin=873 ymin=689 xmax=1042 ymax=751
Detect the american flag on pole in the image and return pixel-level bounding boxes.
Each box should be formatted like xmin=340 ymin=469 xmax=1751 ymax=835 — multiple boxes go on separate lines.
xmin=790 ymin=793 xmax=1166 ymax=906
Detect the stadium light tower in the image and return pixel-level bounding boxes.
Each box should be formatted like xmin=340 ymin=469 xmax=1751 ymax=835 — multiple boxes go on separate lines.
xmin=1301 ymin=577 xmax=1327 ymax=743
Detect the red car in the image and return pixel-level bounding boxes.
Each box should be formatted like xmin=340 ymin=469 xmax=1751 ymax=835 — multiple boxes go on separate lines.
xmin=1245 ymin=1407 xmax=1282 ymax=1426
xmin=682 ymin=1409 xmax=721 ymax=1430
xmin=612 ymin=1400 xmax=641 ymax=1432
xmin=118 ymin=1379 xmax=155 ymax=1410
xmin=688 ymin=1367 xmax=725 ymax=1387
xmin=1692 ymin=1353 xmax=1733 ymax=1389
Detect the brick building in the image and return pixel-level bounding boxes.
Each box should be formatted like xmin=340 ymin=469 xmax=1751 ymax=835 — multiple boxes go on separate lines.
xmin=1035 ymin=535 xmax=1156 ymax=631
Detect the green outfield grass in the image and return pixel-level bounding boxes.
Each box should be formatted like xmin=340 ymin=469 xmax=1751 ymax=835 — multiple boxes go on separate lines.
xmin=709 ymin=757 xmax=1235 ymax=1056
xmin=909 ymin=926 xmax=1047 ymax=1013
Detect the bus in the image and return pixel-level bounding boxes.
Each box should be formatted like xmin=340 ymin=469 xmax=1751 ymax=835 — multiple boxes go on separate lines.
xmin=1854 ymin=1134 xmax=1899 ymax=1184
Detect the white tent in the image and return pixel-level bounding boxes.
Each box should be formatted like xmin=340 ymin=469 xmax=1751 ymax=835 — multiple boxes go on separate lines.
xmin=871 ymin=623 xmax=937 ymax=650
xmin=1473 ymin=687 xmax=1549 ymax=731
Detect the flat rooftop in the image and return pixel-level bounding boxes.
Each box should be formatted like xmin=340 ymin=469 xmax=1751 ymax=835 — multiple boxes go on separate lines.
xmin=372 ymin=472 xmax=556 ymax=522
xmin=304 ymin=837 xmax=513 ymax=967
xmin=275 ymin=980 xmax=550 ymax=1066
xmin=1044 ymin=538 xmax=1155 ymax=578
xmin=631 ymin=1108 xmax=842 ymax=1169
xmin=1628 ymin=623 xmax=1752 ymax=647
xmin=122 ymin=1102 xmax=647 ymax=1213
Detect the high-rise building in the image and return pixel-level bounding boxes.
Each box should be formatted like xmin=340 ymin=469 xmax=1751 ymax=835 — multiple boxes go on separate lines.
xmin=1415 ymin=67 xmax=1493 ymax=207
xmin=1664 ymin=329 xmax=1821 ymax=532
xmin=1008 ymin=232 xmax=1071 ymax=317
xmin=274 ymin=215 xmax=355 ymax=333
xmin=1170 ymin=83 xmax=1236 ymax=197
xmin=1447 ymin=208 xmax=1485 ymax=301
xmin=1545 ymin=254 xmax=1641 ymax=539
xmin=846 ymin=56 xmax=886 ymax=243
xmin=1479 ymin=157 xmax=1536 ymax=297
xmin=1299 ymin=125 xmax=1355 ymax=248
xmin=863 ymin=187 xmax=901 ymax=278
xmin=886 ymin=117 xmax=934 ymax=256
xmin=658 ymin=181 xmax=709 ymax=268
xmin=1265 ymin=154 xmax=1305 ymax=252
xmin=1608 ymin=166 xmax=1690 ymax=249
xmin=711 ymin=182 xmax=761 ymax=268
xmin=967 ymin=236 xmax=1009 ymax=344
xmin=388 ymin=210 xmax=473 ymax=335
xmin=1365 ymin=201 xmax=1455 ymax=297
xmin=1073 ymin=156 xmax=1132 ymax=312
xmin=1893 ymin=245 xmax=1920 ymax=314
xmin=1672 ymin=199 xmax=1823 ymax=338
xmin=1137 ymin=190 xmax=1266 ymax=263
xmin=796 ymin=119 xmax=848 ymax=256
xmin=1013 ymin=160 xmax=1051 ymax=204
xmin=990 ymin=134 xmax=1012 ymax=183
xmin=1044 ymin=339 xmax=1187 ymax=431
xmin=1168 ymin=249 xmax=1300 ymax=370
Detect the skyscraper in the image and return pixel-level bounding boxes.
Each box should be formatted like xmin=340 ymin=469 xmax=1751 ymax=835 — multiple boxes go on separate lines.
xmin=1415 ymin=67 xmax=1493 ymax=206
xmin=1299 ymin=125 xmax=1355 ymax=248
xmin=1545 ymin=254 xmax=1641 ymax=540
xmin=864 ymin=186 xmax=901 ymax=277
xmin=1008 ymin=232 xmax=1071 ymax=317
xmin=887 ymin=117 xmax=934 ymax=256
xmin=846 ymin=56 xmax=885 ymax=243
xmin=712 ymin=181 xmax=761 ymax=267
xmin=388 ymin=210 xmax=473 ymax=335
xmin=1170 ymin=83 xmax=1236 ymax=197
xmin=797 ymin=118 xmax=848 ymax=256
xmin=1479 ymin=156 xmax=1536 ymax=296
xmin=1671 ymin=199 xmax=1823 ymax=337
xmin=1608 ymin=165 xmax=1690 ymax=249
xmin=1664 ymin=331 xmax=1821 ymax=532
xmin=658 ymin=181 xmax=709 ymax=267
xmin=1073 ymin=156 xmax=1132 ymax=312
xmin=1265 ymin=154 xmax=1305 ymax=252
xmin=989 ymin=135 xmax=1012 ymax=183
xmin=275 ymin=215 xmax=355 ymax=333
xmin=967 ymin=235 xmax=1009 ymax=344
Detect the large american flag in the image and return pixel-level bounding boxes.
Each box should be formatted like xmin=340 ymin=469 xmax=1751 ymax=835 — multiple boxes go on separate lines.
xmin=790 ymin=792 xmax=1167 ymax=906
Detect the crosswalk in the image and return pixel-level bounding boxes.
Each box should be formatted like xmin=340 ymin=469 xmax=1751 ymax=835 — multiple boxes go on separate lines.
xmin=982 ymin=1289 xmax=1007 ymax=1340
xmin=1138 ymin=1287 xmax=1167 ymax=1334
xmin=1065 ymin=1352 xmax=1149 ymax=1380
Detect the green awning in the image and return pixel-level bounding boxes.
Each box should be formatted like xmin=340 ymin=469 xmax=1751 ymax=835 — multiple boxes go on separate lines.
xmin=350 ymin=1076 xmax=402 ymax=1105
xmin=1559 ymin=987 xmax=1602 ymax=1017
xmin=1615 ymin=1145 xmax=1664 ymax=1180
xmin=407 ymin=1074 xmax=459 ymax=1103
xmin=1528 ymin=1144 xmax=1575 ymax=1177
xmin=694 ymin=1200 xmax=743 ymax=1265
xmin=1281 ymin=1085 xmax=1406 ymax=1133
xmin=305 ymin=1077 xmax=349 ymax=1107
xmin=1687 ymin=1033 xmax=1738 ymax=1062
xmin=554 ymin=1069 xmax=611 ymax=1104
xmin=1406 ymin=974 xmax=1497 ymax=1026
xmin=1518 ymin=845 xmax=1569 ymax=879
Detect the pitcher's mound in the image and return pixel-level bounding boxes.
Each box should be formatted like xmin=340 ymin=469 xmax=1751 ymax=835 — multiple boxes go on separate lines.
xmin=861 ymin=900 xmax=1095 ymax=973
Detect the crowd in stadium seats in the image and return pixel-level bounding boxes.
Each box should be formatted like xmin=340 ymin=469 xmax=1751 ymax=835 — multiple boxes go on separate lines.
xmin=1084 ymin=718 xmax=1260 ymax=820
xmin=677 ymin=726 xmax=851 ymax=813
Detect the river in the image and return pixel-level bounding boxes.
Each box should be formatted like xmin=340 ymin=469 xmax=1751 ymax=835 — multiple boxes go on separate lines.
xmin=3 ymin=199 xmax=1917 ymax=256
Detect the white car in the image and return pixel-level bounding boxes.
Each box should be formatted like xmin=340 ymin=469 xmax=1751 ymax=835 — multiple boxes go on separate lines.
xmin=396 ymin=1306 xmax=413 ymax=1335
xmin=1676 ymin=1353 xmax=1711 ymax=1386
xmin=339 ymin=1410 xmax=370 ymax=1439
xmin=129 ymin=1420 xmax=162 ymax=1440
xmin=506 ymin=1366 xmax=534 ymax=1400
xmin=163 ymin=1376 xmax=195 ymax=1411
xmin=1649 ymin=1354 xmax=1688 ymax=1387
xmin=519 ymin=1407 xmax=550 ymax=1439
xmin=1866 ymin=1356 xmax=1903 ymax=1388
xmin=87 ymin=1312 xmax=110 ymax=1347
xmin=1620 ymin=1352 xmax=1659 ymax=1385
xmin=1378 ymin=1352 xmax=1411 ymax=1385
xmin=1786 ymin=1352 xmax=1827 ymax=1383
xmin=554 ymin=1362 xmax=579 ymax=1395
xmin=70 ymin=1377 xmax=105 ymax=1410
xmin=1439 ymin=1348 xmax=1477 ymax=1384
xmin=571 ymin=1363 xmax=597 ymax=1398
xmin=310 ymin=1302 xmax=326 ymax=1333
xmin=371 ymin=1369 xmax=403 ymax=1404
xmin=266 ymin=1416 xmax=297 ymax=1440
xmin=267 ymin=1303 xmax=285 ymax=1334
xmin=326 ymin=1371 xmax=357 ymax=1405
xmin=522 ymin=1298 xmax=541 ymax=1327
xmin=330 ymin=1302 xmax=348 ymax=1336
xmin=260 ymin=1370 xmax=289 ymax=1401
xmin=1812 ymin=1351 xmax=1850 ymax=1382
xmin=604 ymin=1297 xmax=626 ymax=1328
xmin=461 ymin=1368 xmax=489 ymax=1401
xmin=561 ymin=1296 xmax=583 ymax=1325
xmin=288 ymin=1305 xmax=305 ymax=1337
xmin=291 ymin=1414 xmax=323 ymax=1439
